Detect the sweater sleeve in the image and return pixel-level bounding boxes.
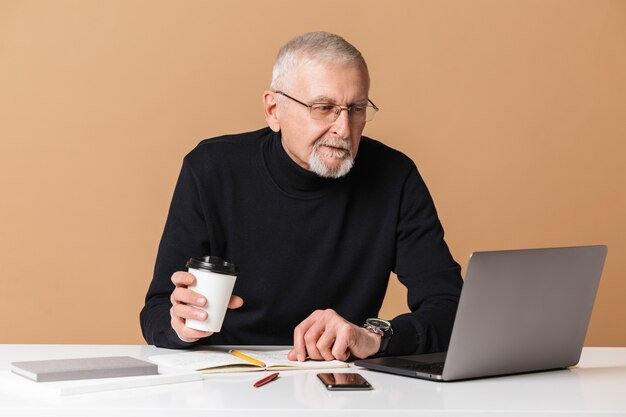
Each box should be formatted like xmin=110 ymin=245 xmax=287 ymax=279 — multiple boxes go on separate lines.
xmin=139 ymin=157 xmax=210 ymax=348
xmin=387 ymin=162 xmax=463 ymax=356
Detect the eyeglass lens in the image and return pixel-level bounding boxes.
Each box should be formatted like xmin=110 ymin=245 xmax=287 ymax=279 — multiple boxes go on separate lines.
xmin=309 ymin=104 xmax=377 ymax=123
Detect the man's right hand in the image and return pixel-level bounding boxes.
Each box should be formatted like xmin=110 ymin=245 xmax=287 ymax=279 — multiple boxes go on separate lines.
xmin=170 ymin=271 xmax=244 ymax=343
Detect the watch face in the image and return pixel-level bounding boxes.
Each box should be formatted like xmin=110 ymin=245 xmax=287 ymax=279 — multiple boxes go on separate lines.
xmin=366 ymin=318 xmax=391 ymax=330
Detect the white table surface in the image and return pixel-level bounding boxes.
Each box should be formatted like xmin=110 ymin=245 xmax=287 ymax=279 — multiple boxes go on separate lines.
xmin=0 ymin=344 xmax=625 ymax=416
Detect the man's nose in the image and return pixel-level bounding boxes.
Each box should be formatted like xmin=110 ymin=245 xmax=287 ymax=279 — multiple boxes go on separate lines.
xmin=331 ymin=108 xmax=351 ymax=138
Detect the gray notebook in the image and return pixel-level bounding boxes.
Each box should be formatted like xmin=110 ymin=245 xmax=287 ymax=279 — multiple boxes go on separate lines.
xmin=11 ymin=356 xmax=158 ymax=382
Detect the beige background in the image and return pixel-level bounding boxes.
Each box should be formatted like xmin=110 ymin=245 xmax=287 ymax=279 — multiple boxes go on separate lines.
xmin=0 ymin=0 xmax=624 ymax=346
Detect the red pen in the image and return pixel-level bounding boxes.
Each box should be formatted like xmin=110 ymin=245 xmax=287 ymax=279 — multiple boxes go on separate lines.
xmin=253 ymin=372 xmax=279 ymax=388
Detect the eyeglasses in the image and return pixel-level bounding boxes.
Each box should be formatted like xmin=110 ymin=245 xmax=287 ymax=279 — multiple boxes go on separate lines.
xmin=275 ymin=91 xmax=379 ymax=123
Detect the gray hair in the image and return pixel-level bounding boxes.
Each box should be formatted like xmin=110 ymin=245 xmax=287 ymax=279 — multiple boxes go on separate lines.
xmin=270 ymin=32 xmax=368 ymax=91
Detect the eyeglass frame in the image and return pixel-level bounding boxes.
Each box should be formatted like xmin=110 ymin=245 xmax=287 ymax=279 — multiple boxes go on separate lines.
xmin=274 ymin=90 xmax=379 ymax=123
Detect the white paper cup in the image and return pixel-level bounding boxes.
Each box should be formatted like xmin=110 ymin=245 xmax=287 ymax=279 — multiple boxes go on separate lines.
xmin=184 ymin=256 xmax=239 ymax=333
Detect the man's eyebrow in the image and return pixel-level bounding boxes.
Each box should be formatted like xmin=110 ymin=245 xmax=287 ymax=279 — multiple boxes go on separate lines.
xmin=310 ymin=95 xmax=335 ymax=102
xmin=310 ymin=95 xmax=369 ymax=105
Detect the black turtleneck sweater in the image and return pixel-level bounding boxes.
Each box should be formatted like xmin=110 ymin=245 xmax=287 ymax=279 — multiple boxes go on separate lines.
xmin=140 ymin=127 xmax=462 ymax=355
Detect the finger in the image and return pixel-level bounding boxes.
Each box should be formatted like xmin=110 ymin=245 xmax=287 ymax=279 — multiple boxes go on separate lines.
xmin=171 ymin=287 xmax=206 ymax=307
xmin=291 ymin=313 xmax=319 ymax=361
xmin=316 ymin=314 xmax=352 ymax=361
xmin=315 ymin=329 xmax=337 ymax=361
xmin=228 ymin=295 xmax=244 ymax=309
xmin=171 ymin=303 xmax=207 ymax=322
xmin=170 ymin=309 xmax=213 ymax=343
xmin=330 ymin=322 xmax=355 ymax=361
xmin=303 ymin=320 xmax=326 ymax=361
xmin=170 ymin=314 xmax=196 ymax=342
xmin=306 ymin=309 xmax=341 ymax=360
xmin=290 ymin=326 xmax=308 ymax=361
xmin=171 ymin=271 xmax=196 ymax=287
xmin=180 ymin=325 xmax=213 ymax=342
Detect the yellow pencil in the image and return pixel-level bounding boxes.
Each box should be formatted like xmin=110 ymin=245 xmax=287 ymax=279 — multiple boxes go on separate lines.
xmin=229 ymin=350 xmax=266 ymax=367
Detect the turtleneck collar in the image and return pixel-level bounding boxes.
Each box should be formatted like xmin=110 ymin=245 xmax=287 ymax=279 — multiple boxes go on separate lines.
xmin=262 ymin=130 xmax=347 ymax=197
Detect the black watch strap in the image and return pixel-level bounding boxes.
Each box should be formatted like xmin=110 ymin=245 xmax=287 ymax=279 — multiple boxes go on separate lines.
xmin=363 ymin=318 xmax=393 ymax=355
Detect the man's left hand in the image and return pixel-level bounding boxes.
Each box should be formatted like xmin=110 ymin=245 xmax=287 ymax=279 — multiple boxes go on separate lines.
xmin=288 ymin=309 xmax=381 ymax=362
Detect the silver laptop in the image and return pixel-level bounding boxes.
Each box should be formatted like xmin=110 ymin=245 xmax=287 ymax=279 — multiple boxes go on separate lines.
xmin=355 ymin=245 xmax=607 ymax=381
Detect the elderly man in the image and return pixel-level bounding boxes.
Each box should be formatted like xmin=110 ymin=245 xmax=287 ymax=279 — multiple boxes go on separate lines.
xmin=140 ymin=32 xmax=462 ymax=361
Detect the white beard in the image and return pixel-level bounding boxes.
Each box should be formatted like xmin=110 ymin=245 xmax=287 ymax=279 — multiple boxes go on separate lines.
xmin=308 ymin=137 xmax=354 ymax=179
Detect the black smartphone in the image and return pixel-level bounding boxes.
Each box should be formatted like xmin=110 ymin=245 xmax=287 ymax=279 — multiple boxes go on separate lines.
xmin=317 ymin=373 xmax=373 ymax=391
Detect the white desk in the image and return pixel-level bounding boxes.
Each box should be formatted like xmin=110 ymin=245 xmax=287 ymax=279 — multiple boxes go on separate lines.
xmin=0 ymin=344 xmax=625 ymax=416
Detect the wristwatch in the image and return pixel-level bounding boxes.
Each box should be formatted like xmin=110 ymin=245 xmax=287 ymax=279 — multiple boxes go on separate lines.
xmin=363 ymin=318 xmax=393 ymax=355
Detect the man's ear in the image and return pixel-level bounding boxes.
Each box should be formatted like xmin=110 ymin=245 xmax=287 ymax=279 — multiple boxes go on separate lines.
xmin=263 ymin=90 xmax=281 ymax=132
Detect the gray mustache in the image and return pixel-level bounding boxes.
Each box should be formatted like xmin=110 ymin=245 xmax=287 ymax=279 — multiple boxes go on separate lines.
xmin=316 ymin=138 xmax=352 ymax=152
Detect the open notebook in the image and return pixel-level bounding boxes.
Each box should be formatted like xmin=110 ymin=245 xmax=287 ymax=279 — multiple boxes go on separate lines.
xmin=148 ymin=349 xmax=348 ymax=373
